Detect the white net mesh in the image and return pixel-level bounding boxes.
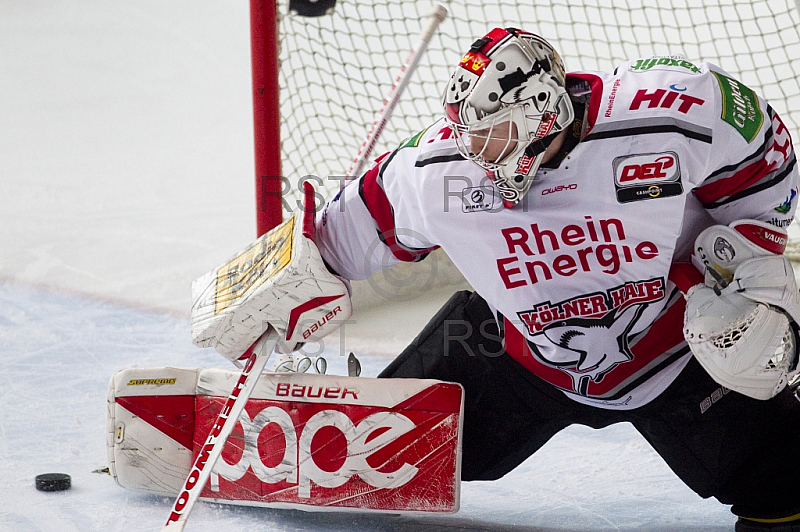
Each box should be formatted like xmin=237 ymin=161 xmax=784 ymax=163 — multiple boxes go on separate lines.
xmin=276 ymin=0 xmax=800 ymax=213
xmin=709 ymin=308 xmax=755 ymax=350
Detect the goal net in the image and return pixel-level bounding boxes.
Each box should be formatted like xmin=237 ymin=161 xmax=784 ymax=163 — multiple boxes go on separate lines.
xmin=275 ymin=0 xmax=800 ymax=204
xmin=268 ymin=0 xmax=800 ymax=285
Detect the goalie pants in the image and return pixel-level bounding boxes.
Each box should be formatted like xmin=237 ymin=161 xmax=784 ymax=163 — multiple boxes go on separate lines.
xmin=379 ymin=291 xmax=800 ymax=520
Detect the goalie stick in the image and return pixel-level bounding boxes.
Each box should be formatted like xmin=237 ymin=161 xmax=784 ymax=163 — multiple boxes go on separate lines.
xmin=161 ymin=328 xmax=279 ymax=531
xmin=346 ymin=3 xmax=448 ymax=179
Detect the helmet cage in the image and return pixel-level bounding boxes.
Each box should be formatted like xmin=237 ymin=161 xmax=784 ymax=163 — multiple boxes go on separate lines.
xmin=449 ymin=105 xmax=533 ymax=172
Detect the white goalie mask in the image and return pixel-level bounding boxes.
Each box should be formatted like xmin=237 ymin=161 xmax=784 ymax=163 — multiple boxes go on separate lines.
xmin=443 ymin=27 xmax=575 ymax=207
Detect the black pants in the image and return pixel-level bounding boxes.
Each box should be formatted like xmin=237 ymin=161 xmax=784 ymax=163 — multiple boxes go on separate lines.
xmin=379 ymin=291 xmax=800 ymax=520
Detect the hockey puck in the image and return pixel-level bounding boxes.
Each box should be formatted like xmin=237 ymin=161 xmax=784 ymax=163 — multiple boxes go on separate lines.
xmin=35 ymin=473 xmax=71 ymax=492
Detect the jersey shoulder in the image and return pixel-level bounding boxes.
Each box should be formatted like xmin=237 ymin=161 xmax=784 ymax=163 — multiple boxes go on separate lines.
xmin=603 ymin=56 xmax=767 ymax=144
xmin=393 ymin=118 xmax=467 ymax=166
xmin=378 ymin=118 xmax=484 ymax=198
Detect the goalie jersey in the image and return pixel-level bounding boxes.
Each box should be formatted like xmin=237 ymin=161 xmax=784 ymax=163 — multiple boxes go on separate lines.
xmin=316 ymin=57 xmax=799 ymax=410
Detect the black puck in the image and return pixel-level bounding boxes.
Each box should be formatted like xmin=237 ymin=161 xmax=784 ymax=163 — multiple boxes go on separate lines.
xmin=35 ymin=473 xmax=71 ymax=492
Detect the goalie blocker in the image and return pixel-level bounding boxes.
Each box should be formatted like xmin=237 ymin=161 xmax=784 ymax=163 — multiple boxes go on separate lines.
xmin=107 ymin=366 xmax=464 ymax=513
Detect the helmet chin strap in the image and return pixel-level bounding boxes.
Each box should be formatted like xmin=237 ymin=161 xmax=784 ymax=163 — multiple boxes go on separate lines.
xmin=524 ymin=131 xmax=560 ymax=158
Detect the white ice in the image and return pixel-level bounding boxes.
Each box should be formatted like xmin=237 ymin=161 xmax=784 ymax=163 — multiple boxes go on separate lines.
xmin=0 ymin=1 xmax=747 ymax=530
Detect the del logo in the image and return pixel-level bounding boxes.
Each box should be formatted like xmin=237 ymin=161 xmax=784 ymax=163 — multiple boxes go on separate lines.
xmin=613 ymin=152 xmax=683 ymax=203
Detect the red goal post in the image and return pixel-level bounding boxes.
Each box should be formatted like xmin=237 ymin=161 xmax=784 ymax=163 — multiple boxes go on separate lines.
xmin=251 ymin=0 xmax=282 ymax=237
xmin=252 ymin=0 xmax=800 ymax=244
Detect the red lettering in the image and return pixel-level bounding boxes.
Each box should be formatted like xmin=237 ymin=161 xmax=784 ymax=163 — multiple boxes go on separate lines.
xmin=552 ymin=255 xmax=577 ymax=276
xmin=177 ymin=492 xmax=188 ymax=509
xmin=630 ymin=89 xmax=704 ymax=114
xmin=519 ymin=311 xmax=541 ymax=334
xmin=630 ymin=88 xmax=666 ymax=110
xmin=620 ymin=156 xmax=673 ymax=182
xmin=576 ymin=247 xmax=593 ymax=271
xmin=640 ymin=162 xmax=661 ymax=179
xmin=677 ymin=94 xmax=705 ymax=113
xmin=656 ymin=155 xmax=674 ymax=170
xmin=645 ymin=279 xmax=665 ymax=299
xmin=561 ymin=225 xmax=586 ymax=246
xmin=497 ymin=257 xmax=527 ymax=289
xmin=525 ymin=260 xmax=553 ymax=284
xmin=530 ymin=223 xmax=560 ymax=253
xmin=516 ymin=154 xmax=535 ymax=174
xmin=620 ymin=165 xmax=640 ymax=182
xmin=660 ymin=90 xmax=679 ymax=108
xmin=195 ymin=447 xmax=211 ymax=471
xmin=622 ymin=245 xmax=633 ymax=262
xmin=342 ymin=388 xmax=358 ymax=400
xmin=324 ymin=387 xmax=341 ymax=399
xmin=635 ymin=241 xmax=658 ymax=259
xmin=589 ymin=295 xmax=607 ymax=315
xmin=575 ymin=298 xmax=593 ymax=315
xmin=501 ymin=227 xmax=534 ymax=255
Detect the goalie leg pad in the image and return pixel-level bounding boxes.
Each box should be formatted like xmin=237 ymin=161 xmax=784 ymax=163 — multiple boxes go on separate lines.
xmin=107 ymin=366 xmax=464 ymax=513
xmin=107 ymin=367 xmax=200 ymax=496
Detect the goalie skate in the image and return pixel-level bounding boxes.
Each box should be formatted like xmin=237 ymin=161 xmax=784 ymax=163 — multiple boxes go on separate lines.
xmin=107 ymin=367 xmax=464 ymax=514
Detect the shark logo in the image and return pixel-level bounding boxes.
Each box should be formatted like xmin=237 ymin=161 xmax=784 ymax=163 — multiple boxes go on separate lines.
xmin=541 ymin=304 xmax=646 ymax=395
xmin=713 ymin=237 xmax=735 ymax=262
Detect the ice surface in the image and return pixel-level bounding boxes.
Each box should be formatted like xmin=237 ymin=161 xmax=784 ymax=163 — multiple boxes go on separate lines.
xmin=0 ymin=1 xmax=741 ymax=530
xmin=0 ymin=284 xmax=733 ymax=531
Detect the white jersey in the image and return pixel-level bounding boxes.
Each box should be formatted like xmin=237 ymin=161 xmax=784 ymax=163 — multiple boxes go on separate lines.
xmin=317 ymin=57 xmax=798 ymax=409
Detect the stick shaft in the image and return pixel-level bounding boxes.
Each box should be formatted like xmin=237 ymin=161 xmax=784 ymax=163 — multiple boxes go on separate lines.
xmin=346 ymin=4 xmax=448 ymax=179
xmin=161 ymin=329 xmax=278 ymax=531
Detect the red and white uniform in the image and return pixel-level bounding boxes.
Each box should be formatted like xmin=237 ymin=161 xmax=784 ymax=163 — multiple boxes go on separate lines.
xmin=317 ymin=57 xmax=798 ymax=409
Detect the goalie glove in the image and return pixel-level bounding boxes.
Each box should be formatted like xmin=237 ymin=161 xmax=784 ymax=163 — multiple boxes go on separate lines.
xmin=190 ymin=182 xmax=353 ymax=361
xmin=684 ymin=220 xmax=800 ymax=400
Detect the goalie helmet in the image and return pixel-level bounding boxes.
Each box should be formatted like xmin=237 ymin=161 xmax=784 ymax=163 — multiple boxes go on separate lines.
xmin=443 ymin=27 xmax=575 ymax=207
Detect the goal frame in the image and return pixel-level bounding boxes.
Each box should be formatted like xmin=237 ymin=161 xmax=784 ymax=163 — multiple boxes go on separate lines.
xmin=251 ymin=0 xmax=283 ymax=237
